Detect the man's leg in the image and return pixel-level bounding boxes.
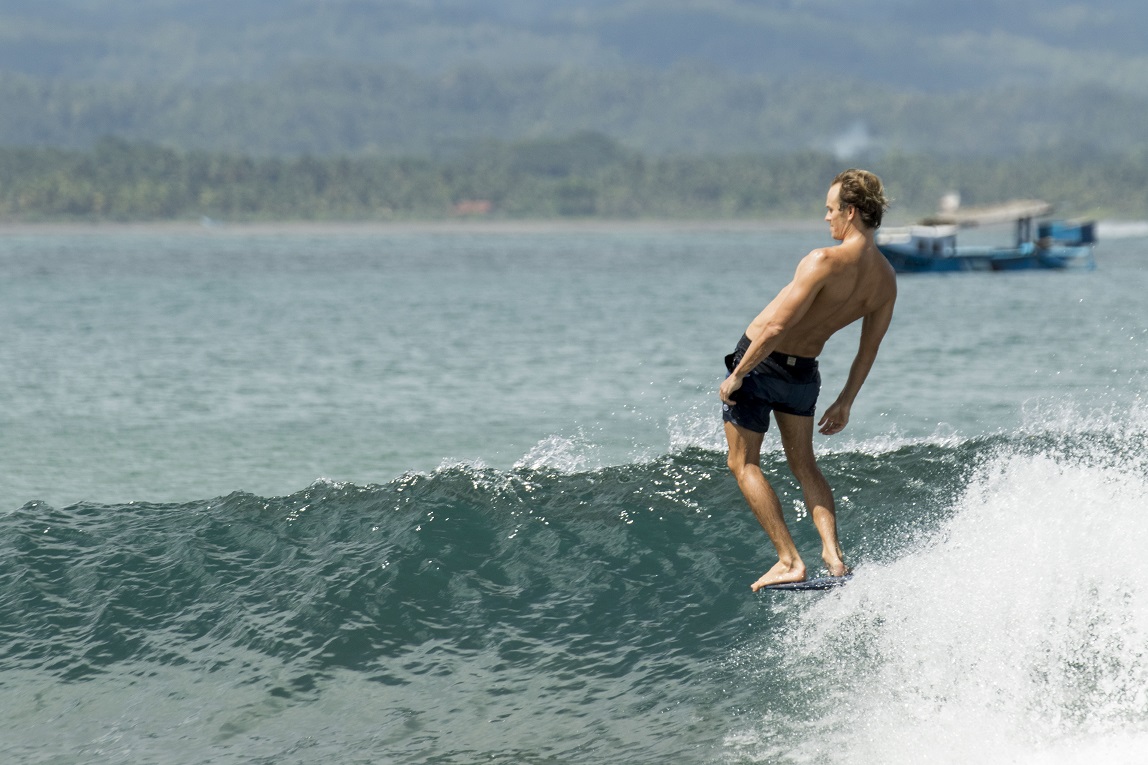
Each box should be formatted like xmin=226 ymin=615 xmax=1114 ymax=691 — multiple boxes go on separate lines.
xmin=724 ymin=421 xmax=807 ymax=590
xmin=773 ymin=411 xmax=848 ymax=577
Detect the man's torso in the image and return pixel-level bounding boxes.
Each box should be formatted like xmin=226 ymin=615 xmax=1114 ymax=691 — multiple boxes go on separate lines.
xmin=746 ymin=239 xmax=895 ymax=357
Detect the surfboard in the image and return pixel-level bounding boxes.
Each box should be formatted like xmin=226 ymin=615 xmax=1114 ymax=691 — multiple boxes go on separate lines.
xmin=761 ymin=574 xmax=853 ymax=592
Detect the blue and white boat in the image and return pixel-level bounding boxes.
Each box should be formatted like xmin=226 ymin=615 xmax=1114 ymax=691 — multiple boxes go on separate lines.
xmin=877 ymin=198 xmax=1097 ymax=273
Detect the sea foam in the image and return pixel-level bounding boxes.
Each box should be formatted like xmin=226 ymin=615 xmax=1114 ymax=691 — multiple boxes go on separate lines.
xmin=728 ymin=422 xmax=1148 ymax=764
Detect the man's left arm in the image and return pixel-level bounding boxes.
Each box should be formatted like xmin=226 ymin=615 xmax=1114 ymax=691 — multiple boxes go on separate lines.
xmin=817 ymin=297 xmax=895 ymax=435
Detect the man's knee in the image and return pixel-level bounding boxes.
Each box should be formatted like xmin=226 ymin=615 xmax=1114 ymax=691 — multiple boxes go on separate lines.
xmin=724 ymin=423 xmax=763 ymax=476
xmin=726 ymin=448 xmax=762 ymax=482
xmin=780 ymin=443 xmax=819 ymax=480
xmin=789 ymin=458 xmax=828 ymax=491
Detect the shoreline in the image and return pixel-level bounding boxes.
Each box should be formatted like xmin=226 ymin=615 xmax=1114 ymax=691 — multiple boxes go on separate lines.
xmin=4 ymin=218 xmax=1140 ymax=239
xmin=0 ymin=218 xmax=826 ymax=237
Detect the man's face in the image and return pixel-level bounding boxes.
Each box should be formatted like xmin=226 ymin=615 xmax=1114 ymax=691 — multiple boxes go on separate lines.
xmin=824 ymin=183 xmax=852 ymax=241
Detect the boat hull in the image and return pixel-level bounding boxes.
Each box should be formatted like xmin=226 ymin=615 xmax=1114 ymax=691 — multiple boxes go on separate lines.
xmin=879 ymin=243 xmax=1095 ymax=274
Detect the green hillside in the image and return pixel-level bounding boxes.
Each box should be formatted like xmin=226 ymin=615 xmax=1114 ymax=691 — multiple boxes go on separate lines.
xmin=2 ymin=135 xmax=1141 ymax=223
xmin=0 ymin=1 xmax=1146 ymax=157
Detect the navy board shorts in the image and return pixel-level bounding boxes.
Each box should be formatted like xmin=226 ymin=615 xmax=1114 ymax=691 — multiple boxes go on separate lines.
xmin=722 ymin=334 xmax=821 ymax=433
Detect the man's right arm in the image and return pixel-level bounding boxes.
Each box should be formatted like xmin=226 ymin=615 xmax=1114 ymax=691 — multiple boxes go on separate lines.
xmin=817 ymin=296 xmax=895 ymax=435
xmin=719 ymin=251 xmax=833 ymax=406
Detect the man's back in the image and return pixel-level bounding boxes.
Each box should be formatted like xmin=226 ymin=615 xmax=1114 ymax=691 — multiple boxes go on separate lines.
xmin=748 ymin=236 xmax=896 ymax=358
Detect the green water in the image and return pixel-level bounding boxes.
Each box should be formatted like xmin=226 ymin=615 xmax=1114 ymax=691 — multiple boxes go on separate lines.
xmin=2 ymin=225 xmax=1143 ymax=508
xmin=2 ymin=224 xmax=1147 ymax=764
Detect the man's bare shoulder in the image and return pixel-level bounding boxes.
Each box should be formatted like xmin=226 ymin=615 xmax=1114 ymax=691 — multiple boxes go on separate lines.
xmin=800 ymin=240 xmax=895 ymax=309
xmin=796 ymin=246 xmax=848 ymax=276
xmin=797 ymin=241 xmax=872 ymax=278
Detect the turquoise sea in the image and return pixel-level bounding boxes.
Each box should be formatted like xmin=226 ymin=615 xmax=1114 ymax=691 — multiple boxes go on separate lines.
xmin=1 ymin=222 xmax=1147 ymax=763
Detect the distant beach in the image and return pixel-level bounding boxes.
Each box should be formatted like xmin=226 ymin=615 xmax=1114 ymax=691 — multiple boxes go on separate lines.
xmin=0 ymin=217 xmax=827 ymax=237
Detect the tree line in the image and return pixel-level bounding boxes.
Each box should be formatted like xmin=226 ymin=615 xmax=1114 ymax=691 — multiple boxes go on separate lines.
xmin=4 ymin=63 xmax=1148 ymax=160
xmin=1 ymin=135 xmax=1144 ymax=224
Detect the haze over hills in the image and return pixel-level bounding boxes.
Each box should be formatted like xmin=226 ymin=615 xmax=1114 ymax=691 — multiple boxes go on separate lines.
xmin=2 ymin=0 xmax=1147 ymax=157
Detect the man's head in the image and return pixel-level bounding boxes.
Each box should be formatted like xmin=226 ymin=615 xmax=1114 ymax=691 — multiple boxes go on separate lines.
xmin=827 ymin=169 xmax=888 ymax=232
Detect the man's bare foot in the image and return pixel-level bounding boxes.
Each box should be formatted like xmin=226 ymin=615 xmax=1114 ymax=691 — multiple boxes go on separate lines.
xmin=750 ymin=560 xmax=806 ymax=592
xmin=823 ymin=552 xmax=850 ymax=578
xmin=821 ymin=553 xmax=849 ymax=572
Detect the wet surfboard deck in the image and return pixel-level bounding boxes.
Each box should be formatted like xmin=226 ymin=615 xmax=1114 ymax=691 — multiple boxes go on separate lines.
xmin=761 ymin=574 xmax=853 ymax=592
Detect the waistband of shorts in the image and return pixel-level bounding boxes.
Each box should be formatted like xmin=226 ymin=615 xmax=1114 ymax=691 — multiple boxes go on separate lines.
xmin=736 ymin=334 xmax=818 ymax=370
xmin=768 ymin=350 xmax=818 ymax=371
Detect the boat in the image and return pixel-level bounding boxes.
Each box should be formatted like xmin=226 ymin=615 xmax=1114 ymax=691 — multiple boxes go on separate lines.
xmin=876 ymin=196 xmax=1097 ymax=273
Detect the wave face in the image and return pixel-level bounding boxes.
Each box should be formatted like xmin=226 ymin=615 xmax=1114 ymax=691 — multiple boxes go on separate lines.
xmin=3 ymin=423 xmax=1148 ymax=763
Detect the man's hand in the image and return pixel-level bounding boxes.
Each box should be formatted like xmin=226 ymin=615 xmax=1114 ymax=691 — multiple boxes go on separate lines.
xmin=719 ymin=374 xmax=744 ymax=406
xmin=818 ymin=400 xmax=851 ymax=435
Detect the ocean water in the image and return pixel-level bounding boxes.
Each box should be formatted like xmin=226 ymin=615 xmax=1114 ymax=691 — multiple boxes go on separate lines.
xmin=1 ymin=223 xmax=1147 ymax=763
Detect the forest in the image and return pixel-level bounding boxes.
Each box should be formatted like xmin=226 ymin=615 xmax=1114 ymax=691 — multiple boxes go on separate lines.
xmin=3 ymin=62 xmax=1147 ymax=160
xmin=2 ymin=2 xmax=1146 ymax=223
xmin=2 ymin=135 xmax=1143 ymax=224
xmin=3 ymin=1 xmax=1148 ymax=159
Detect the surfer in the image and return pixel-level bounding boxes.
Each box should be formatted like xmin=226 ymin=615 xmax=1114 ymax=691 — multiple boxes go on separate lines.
xmin=719 ymin=169 xmax=896 ymax=592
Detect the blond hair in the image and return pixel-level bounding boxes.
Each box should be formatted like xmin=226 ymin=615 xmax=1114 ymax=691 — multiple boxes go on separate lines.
xmin=832 ymin=168 xmax=889 ymax=229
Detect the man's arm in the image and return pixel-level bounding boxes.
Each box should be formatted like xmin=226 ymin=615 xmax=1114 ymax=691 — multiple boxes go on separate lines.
xmin=817 ymin=296 xmax=895 ymax=435
xmin=719 ymin=252 xmax=831 ymax=406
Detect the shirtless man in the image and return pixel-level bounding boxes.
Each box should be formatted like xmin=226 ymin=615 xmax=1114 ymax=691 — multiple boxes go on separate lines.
xmin=719 ymin=169 xmax=896 ymax=592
